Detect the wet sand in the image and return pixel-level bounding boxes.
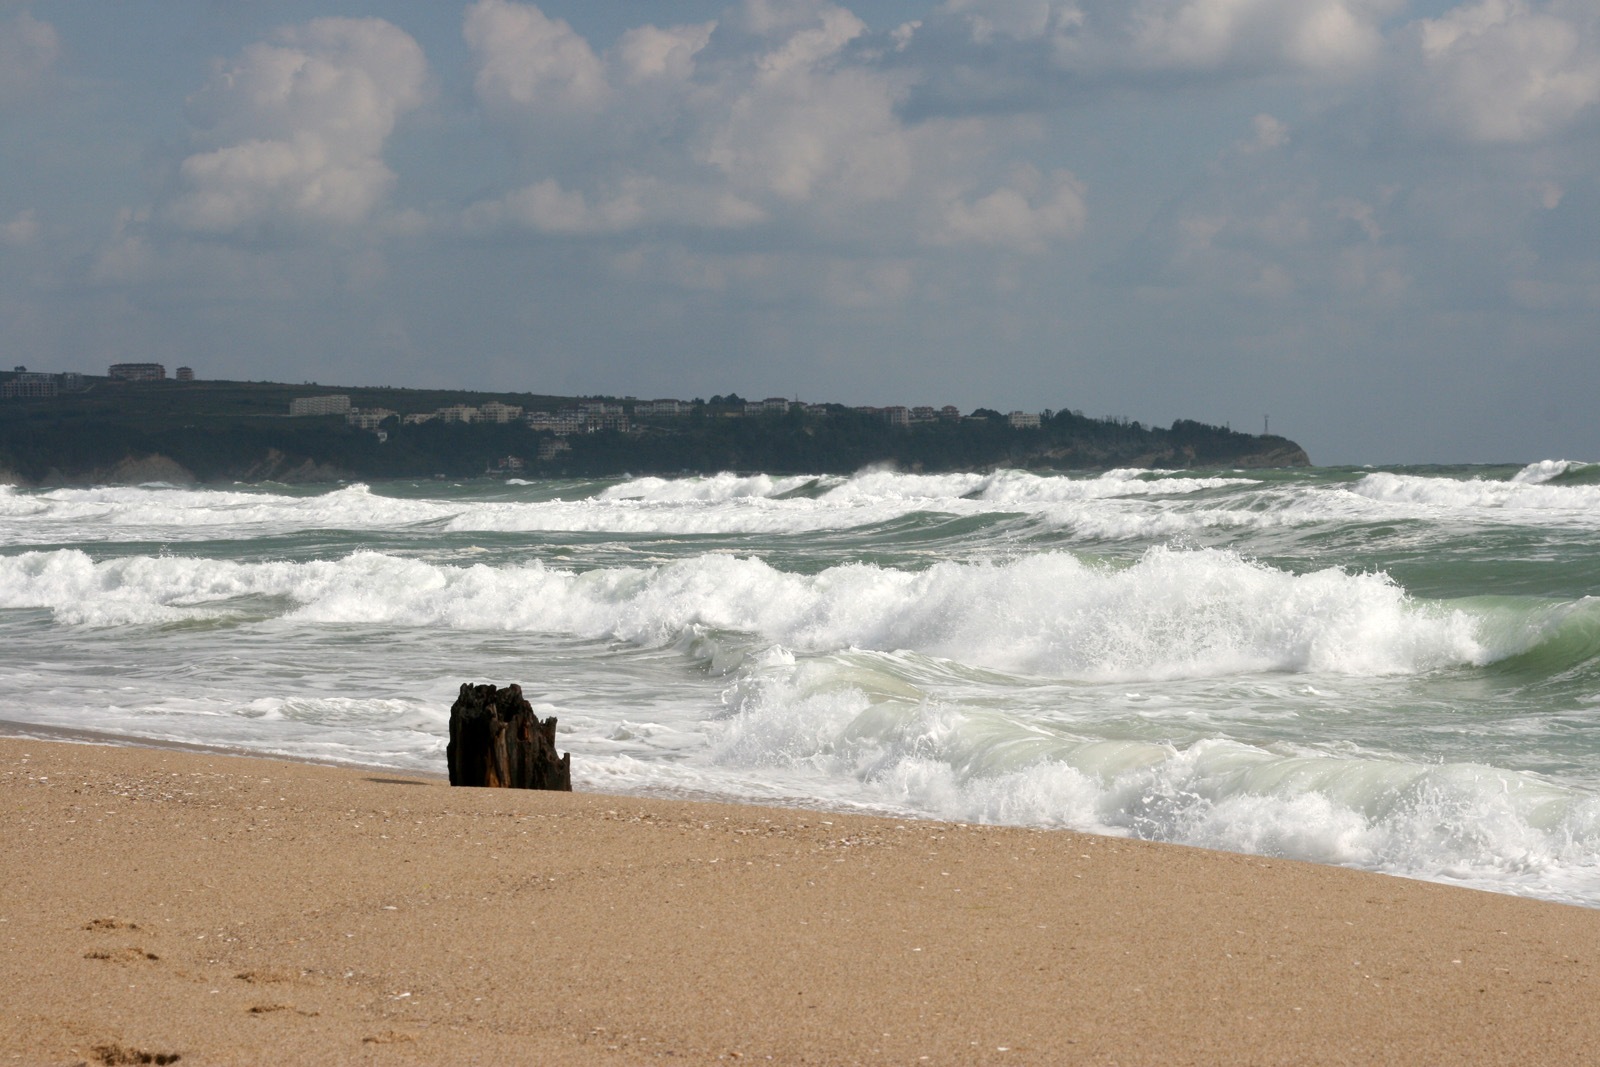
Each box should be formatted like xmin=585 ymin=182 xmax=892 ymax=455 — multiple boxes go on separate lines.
xmin=2 ymin=736 xmax=1598 ymax=1065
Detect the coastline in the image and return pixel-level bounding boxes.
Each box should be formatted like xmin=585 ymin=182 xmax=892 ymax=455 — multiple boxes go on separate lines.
xmin=3 ymin=736 xmax=1598 ymax=1065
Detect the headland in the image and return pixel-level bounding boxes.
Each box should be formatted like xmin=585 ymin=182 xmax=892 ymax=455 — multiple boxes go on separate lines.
xmin=0 ymin=371 xmax=1308 ymax=486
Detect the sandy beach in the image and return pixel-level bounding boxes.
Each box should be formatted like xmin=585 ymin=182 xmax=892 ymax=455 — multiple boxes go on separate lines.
xmin=2 ymin=736 xmax=1598 ymax=1065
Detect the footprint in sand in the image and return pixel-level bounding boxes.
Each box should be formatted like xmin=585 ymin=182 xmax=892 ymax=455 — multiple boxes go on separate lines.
xmin=90 ymin=1041 xmax=181 ymax=1065
xmin=84 ymin=947 xmax=159 ymax=963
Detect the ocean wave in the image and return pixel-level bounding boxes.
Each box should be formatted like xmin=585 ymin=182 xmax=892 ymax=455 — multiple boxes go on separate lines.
xmin=714 ymin=667 xmax=1600 ymax=904
xmin=1511 ymin=459 xmax=1596 ymax=485
xmin=1349 ymin=471 xmax=1600 ymax=519
xmin=0 ymin=546 xmax=1498 ymax=681
xmin=600 ymin=472 xmax=832 ymax=502
xmin=0 ymin=471 xmax=1293 ymax=544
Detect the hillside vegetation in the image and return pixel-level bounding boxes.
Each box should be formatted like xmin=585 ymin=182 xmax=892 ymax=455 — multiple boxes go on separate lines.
xmin=0 ymin=376 xmax=1309 ymax=486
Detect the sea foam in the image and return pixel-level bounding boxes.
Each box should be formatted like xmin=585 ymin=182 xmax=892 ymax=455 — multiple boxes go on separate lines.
xmin=714 ymin=660 xmax=1600 ymax=904
xmin=1350 ymin=470 xmax=1600 ymax=520
xmin=0 ymin=546 xmax=1494 ymax=680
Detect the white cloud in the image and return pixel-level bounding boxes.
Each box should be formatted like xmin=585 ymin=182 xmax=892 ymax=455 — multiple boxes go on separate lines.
xmin=929 ymin=166 xmax=1087 ymax=252
xmin=0 ymin=10 xmax=57 ymax=102
xmin=616 ymin=22 xmax=716 ymax=85
xmin=1127 ymin=0 xmax=1393 ymax=74
xmin=458 ymin=1 xmax=1095 ymax=256
xmin=938 ymin=0 xmax=1397 ymax=78
xmin=700 ymin=65 xmax=913 ymax=206
xmin=464 ymin=0 xmax=608 ymax=113
xmin=169 ymin=17 xmax=427 ymax=233
xmin=466 ymin=176 xmax=766 ymax=235
xmin=1407 ymin=0 xmax=1600 ymax=143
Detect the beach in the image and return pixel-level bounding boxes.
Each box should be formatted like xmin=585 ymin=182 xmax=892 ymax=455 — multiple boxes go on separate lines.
xmin=3 ymin=736 xmax=1598 ymax=1065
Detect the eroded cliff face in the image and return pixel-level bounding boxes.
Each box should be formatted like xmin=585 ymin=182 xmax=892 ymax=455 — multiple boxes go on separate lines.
xmin=234 ymin=448 xmax=349 ymax=484
xmin=1225 ymin=444 xmax=1313 ymax=468
xmin=95 ymin=454 xmax=198 ymax=486
xmin=1 ymin=450 xmax=354 ymax=488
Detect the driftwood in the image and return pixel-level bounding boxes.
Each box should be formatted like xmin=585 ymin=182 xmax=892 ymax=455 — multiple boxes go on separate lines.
xmin=447 ymin=683 xmax=572 ymax=790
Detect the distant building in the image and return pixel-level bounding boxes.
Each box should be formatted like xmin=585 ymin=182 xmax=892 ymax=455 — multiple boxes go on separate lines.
xmin=478 ymin=401 xmax=523 ymax=423
xmin=635 ymin=399 xmax=685 ymax=417
xmin=882 ymin=406 xmax=910 ymax=428
xmin=58 ymin=372 xmax=83 ymax=392
xmin=435 ymin=404 xmax=479 ymax=424
xmin=526 ymin=410 xmax=587 ymax=435
xmin=1 ymin=371 xmax=57 ymax=399
xmin=289 ymin=395 xmax=351 ymax=416
xmin=939 ymin=405 xmax=961 ymax=421
xmin=175 ymin=366 xmax=194 ymax=382
xmin=489 ymin=455 xmax=526 ymax=474
xmin=401 ymin=412 xmax=435 ymax=425
xmin=762 ymin=397 xmax=793 ymax=413
xmin=910 ymin=406 xmax=937 ymax=423
xmin=1008 ymin=411 xmax=1042 ymax=429
xmin=346 ymin=407 xmax=396 ymax=430
xmin=538 ymin=438 xmax=572 ymax=461
xmin=108 ymin=362 xmax=166 ymax=382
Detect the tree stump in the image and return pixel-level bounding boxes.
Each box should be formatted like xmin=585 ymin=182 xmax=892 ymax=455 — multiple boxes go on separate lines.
xmin=447 ymin=683 xmax=572 ymax=790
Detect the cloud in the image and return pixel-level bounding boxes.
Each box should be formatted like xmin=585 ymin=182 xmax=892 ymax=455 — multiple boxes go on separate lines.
xmin=464 ymin=176 xmax=766 ymax=235
xmin=616 ymin=22 xmax=717 ymax=85
xmin=928 ymin=166 xmax=1087 ymax=252
xmin=698 ymin=49 xmax=914 ymax=206
xmin=0 ymin=9 xmax=57 ymax=102
xmin=933 ymin=0 xmax=1398 ymax=78
xmin=460 ymin=0 xmax=1089 ymax=257
xmin=167 ymin=17 xmax=427 ymax=234
xmin=464 ymin=0 xmax=608 ymax=114
xmin=1404 ymin=0 xmax=1600 ymax=143
xmin=1122 ymin=0 xmax=1394 ymax=74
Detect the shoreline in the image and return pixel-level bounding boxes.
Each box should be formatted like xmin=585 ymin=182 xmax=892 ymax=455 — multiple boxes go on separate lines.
xmin=3 ymin=736 xmax=1599 ymax=1064
xmin=0 ymin=718 xmax=449 ymax=780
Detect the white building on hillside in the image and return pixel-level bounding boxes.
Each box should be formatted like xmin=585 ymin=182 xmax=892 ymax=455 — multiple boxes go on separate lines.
xmin=479 ymin=401 xmax=523 ymax=423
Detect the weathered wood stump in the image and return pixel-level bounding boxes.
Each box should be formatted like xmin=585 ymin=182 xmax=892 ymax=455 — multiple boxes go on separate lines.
xmin=447 ymin=683 xmax=572 ymax=790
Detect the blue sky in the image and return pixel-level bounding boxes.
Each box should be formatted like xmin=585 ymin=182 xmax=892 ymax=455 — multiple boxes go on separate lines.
xmin=2 ymin=0 xmax=1597 ymax=464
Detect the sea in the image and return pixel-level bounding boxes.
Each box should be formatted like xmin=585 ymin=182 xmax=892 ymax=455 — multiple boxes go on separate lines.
xmin=3 ymin=463 xmax=1599 ymax=907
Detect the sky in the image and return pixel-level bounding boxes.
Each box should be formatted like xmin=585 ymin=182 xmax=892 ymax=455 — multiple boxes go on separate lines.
xmin=1 ymin=1 xmax=1597 ymax=465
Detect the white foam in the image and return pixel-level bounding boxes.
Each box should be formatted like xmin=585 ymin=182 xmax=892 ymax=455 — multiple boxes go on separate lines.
xmin=0 ymin=546 xmax=1494 ymax=680
xmin=1512 ymin=459 xmax=1591 ymax=484
xmin=714 ymin=670 xmax=1600 ymax=904
xmin=1349 ymin=471 xmax=1600 ymax=521
xmin=0 ymin=470 xmax=1358 ymax=546
xmin=600 ymin=473 xmax=828 ymax=502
